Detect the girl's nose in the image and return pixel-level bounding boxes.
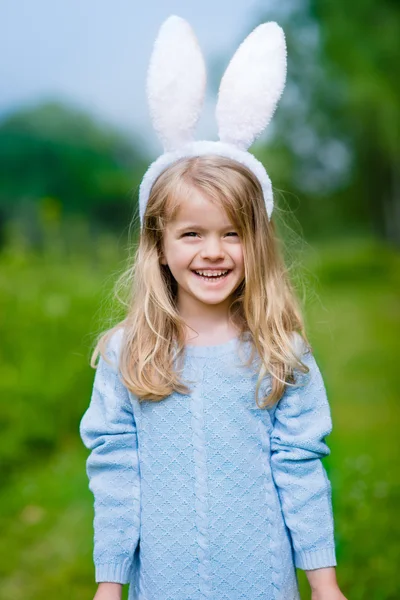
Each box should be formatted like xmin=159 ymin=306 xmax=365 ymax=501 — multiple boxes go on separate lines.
xmin=200 ymin=237 xmax=225 ymax=259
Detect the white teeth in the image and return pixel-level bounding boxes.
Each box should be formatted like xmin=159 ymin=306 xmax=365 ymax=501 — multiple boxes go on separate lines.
xmin=194 ymin=270 xmax=229 ymax=277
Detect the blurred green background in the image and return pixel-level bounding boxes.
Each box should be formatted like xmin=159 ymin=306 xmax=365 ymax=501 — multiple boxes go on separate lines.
xmin=0 ymin=1 xmax=399 ymax=599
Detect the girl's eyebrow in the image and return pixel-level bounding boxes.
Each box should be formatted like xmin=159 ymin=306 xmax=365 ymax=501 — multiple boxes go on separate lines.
xmin=175 ymin=224 xmax=235 ymax=234
xmin=175 ymin=224 xmax=204 ymax=234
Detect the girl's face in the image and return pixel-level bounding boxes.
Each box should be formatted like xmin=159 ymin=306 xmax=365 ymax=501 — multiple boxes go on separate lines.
xmin=160 ymin=189 xmax=245 ymax=313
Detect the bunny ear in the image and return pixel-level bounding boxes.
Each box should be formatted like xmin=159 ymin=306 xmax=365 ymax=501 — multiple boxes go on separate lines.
xmin=146 ymin=16 xmax=207 ymax=152
xmin=216 ymin=22 xmax=287 ymax=150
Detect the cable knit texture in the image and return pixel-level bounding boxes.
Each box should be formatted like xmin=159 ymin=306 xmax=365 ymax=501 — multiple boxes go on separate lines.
xmin=80 ymin=331 xmax=336 ymax=599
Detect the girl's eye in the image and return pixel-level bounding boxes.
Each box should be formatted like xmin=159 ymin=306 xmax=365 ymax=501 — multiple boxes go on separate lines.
xmin=182 ymin=232 xmax=239 ymax=238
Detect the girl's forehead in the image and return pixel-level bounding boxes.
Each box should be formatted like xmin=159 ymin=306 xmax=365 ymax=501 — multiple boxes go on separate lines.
xmin=167 ymin=190 xmax=234 ymax=228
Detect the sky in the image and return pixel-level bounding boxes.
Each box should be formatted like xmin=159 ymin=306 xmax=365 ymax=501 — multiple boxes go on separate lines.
xmin=0 ymin=0 xmax=264 ymax=153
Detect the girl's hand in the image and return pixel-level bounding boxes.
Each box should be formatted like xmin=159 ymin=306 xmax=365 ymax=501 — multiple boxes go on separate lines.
xmin=93 ymin=582 xmax=122 ymax=600
xmin=306 ymin=567 xmax=347 ymax=600
xmin=311 ymin=588 xmax=347 ymax=600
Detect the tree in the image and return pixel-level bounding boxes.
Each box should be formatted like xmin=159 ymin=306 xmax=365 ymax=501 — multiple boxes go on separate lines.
xmin=245 ymin=0 xmax=399 ymax=242
xmin=0 ymin=102 xmax=149 ymax=231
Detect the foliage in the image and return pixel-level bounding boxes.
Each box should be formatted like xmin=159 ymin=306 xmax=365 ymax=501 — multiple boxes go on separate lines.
xmin=0 ymin=102 xmax=148 ymax=234
xmin=251 ymin=0 xmax=400 ymax=242
xmin=0 ymin=221 xmax=127 ymax=483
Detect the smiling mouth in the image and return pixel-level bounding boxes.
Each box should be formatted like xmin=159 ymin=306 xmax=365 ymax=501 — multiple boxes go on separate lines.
xmin=192 ymin=269 xmax=232 ymax=281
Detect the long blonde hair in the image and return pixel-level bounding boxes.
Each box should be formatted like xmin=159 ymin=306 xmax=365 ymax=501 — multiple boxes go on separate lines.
xmin=92 ymin=155 xmax=311 ymax=408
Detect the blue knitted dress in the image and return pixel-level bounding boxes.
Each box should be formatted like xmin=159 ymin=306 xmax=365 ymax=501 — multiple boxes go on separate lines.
xmin=80 ymin=330 xmax=337 ymax=600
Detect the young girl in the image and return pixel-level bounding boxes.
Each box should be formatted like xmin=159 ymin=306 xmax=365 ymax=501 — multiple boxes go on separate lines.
xmin=80 ymin=16 xmax=347 ymax=600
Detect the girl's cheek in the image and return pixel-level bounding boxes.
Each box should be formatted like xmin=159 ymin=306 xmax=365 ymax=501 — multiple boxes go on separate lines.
xmin=232 ymin=246 xmax=244 ymax=261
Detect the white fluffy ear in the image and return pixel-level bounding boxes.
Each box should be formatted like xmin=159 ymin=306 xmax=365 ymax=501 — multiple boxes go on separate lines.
xmin=216 ymin=22 xmax=287 ymax=150
xmin=147 ymin=16 xmax=207 ymax=152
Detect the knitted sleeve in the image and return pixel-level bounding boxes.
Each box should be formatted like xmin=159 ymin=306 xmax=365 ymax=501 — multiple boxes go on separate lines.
xmin=79 ymin=331 xmax=140 ymax=583
xmin=270 ymin=348 xmax=337 ymax=571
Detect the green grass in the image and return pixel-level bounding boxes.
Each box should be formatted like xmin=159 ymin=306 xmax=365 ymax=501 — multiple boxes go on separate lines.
xmin=296 ymin=238 xmax=400 ymax=599
xmin=0 ymin=234 xmax=398 ymax=599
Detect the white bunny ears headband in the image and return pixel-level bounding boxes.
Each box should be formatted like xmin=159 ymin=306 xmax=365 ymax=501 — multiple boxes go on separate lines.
xmin=138 ymin=16 xmax=287 ymax=227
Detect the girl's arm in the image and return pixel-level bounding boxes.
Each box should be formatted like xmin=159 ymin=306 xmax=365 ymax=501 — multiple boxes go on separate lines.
xmin=80 ymin=330 xmax=140 ymax=586
xmin=269 ymin=343 xmax=340 ymax=581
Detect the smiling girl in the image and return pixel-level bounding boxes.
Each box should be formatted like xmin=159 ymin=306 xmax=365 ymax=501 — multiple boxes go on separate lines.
xmin=79 ymin=15 xmax=347 ymax=600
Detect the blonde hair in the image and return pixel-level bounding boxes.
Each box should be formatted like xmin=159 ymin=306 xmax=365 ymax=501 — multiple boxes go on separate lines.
xmin=92 ymin=155 xmax=311 ymax=408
